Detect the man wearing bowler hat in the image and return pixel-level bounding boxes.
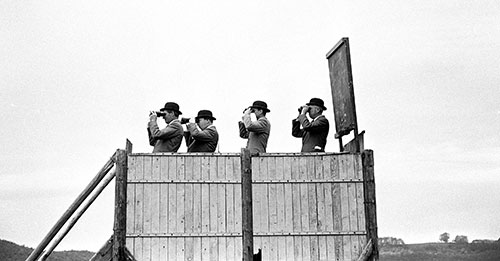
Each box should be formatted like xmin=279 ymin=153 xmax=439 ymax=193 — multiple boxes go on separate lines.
xmin=292 ymin=98 xmax=330 ymax=152
xmin=239 ymin=100 xmax=271 ymax=153
xmin=148 ymin=102 xmax=184 ymax=152
xmin=183 ymin=110 xmax=219 ymax=152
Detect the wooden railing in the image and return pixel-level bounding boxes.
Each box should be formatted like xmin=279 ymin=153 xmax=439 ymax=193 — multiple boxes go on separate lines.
xmin=26 ymin=140 xmax=133 ymax=261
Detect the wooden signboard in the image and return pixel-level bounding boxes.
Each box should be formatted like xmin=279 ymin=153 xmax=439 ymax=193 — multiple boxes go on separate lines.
xmin=326 ymin=38 xmax=359 ymax=151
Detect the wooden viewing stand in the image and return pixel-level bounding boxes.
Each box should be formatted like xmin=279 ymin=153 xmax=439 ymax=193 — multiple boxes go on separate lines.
xmin=27 ymin=37 xmax=377 ymax=261
xmin=119 ymin=149 xmax=378 ymax=261
xmin=26 ymin=141 xmax=378 ymax=261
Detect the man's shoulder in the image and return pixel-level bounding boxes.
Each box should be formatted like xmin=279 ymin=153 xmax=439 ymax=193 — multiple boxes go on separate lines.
xmin=169 ymin=119 xmax=182 ymax=126
xmin=259 ymin=117 xmax=271 ymax=124
xmin=168 ymin=120 xmax=184 ymax=132
xmin=208 ymin=126 xmax=219 ymax=137
xmin=316 ymin=115 xmax=329 ymax=122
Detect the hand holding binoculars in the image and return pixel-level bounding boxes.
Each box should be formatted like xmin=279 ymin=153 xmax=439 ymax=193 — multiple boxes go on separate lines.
xmin=242 ymin=107 xmax=255 ymax=114
xmin=298 ymin=105 xmax=310 ymax=113
xmin=150 ymin=111 xmax=166 ymax=117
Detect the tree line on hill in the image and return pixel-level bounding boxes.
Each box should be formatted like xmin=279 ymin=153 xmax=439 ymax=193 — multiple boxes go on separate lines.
xmin=379 ymin=233 xmax=500 ymax=246
xmin=0 ymin=239 xmax=94 ymax=261
xmin=439 ymin=232 xmax=499 ymax=244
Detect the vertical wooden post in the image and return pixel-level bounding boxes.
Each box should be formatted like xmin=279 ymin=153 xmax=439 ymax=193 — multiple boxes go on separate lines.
xmin=241 ymin=148 xmax=254 ymax=261
xmin=113 ymin=147 xmax=128 ymax=261
xmin=125 ymin=139 xmax=133 ymax=155
xmin=362 ymin=150 xmax=378 ymax=260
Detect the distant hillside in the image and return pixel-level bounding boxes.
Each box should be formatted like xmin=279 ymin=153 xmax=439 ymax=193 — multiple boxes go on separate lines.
xmin=380 ymin=242 xmax=500 ymax=261
xmin=0 ymin=239 xmax=94 ymax=261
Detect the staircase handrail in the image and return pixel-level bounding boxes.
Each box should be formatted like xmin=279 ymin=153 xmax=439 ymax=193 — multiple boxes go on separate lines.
xmin=26 ymin=151 xmax=118 ymax=261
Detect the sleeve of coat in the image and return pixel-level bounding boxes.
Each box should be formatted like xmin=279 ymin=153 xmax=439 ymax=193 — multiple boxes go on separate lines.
xmin=148 ymin=121 xmax=182 ymax=140
xmin=183 ymin=131 xmax=192 ymax=147
xmin=243 ymin=115 xmax=269 ymax=133
xmin=147 ymin=127 xmax=156 ymax=146
xmin=298 ymin=115 xmax=329 ymax=133
xmin=238 ymin=121 xmax=249 ymax=139
xmin=187 ymin=123 xmax=217 ymax=141
xmin=291 ymin=119 xmax=304 ymax=137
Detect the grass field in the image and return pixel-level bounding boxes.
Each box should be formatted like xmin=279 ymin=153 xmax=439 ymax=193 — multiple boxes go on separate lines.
xmin=380 ymin=242 xmax=500 ymax=261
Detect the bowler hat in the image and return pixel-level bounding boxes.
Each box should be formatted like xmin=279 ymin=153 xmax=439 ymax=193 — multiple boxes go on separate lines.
xmin=249 ymin=100 xmax=270 ymax=113
xmin=306 ymin=98 xmax=327 ymax=110
xmin=195 ymin=110 xmax=216 ymax=121
xmin=159 ymin=102 xmax=182 ymax=115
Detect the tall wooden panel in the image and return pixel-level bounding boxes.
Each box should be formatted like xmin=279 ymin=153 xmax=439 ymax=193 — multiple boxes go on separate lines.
xmin=326 ymin=37 xmax=358 ymax=138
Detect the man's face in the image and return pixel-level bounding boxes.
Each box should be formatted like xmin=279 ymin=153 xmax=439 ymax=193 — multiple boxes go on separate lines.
xmin=163 ymin=110 xmax=176 ymax=123
xmin=253 ymin=108 xmax=263 ymax=118
xmin=308 ymin=105 xmax=322 ymax=118
xmin=196 ymin=118 xmax=211 ymax=129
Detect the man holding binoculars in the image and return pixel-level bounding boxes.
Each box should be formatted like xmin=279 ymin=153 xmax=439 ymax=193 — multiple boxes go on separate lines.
xmin=238 ymin=100 xmax=271 ymax=153
xmin=292 ymin=98 xmax=330 ymax=152
xmin=147 ymin=102 xmax=184 ymax=152
xmin=183 ymin=110 xmax=219 ymax=152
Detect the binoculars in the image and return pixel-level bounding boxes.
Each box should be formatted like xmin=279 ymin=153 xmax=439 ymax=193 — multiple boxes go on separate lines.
xmin=151 ymin=111 xmax=166 ymax=117
xmin=298 ymin=106 xmax=310 ymax=113
xmin=242 ymin=107 xmax=255 ymax=113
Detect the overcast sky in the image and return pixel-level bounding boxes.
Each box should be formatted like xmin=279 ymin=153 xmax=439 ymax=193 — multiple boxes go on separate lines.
xmin=1 ymin=0 xmax=499 ymax=251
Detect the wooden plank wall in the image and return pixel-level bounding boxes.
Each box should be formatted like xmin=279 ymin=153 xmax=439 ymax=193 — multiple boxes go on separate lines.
xmin=126 ymin=154 xmax=242 ymax=261
xmin=126 ymin=153 xmax=366 ymax=261
xmin=252 ymin=154 xmax=366 ymax=261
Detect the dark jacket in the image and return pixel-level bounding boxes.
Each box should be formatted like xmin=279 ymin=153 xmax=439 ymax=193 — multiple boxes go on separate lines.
xmin=292 ymin=114 xmax=329 ymax=152
xmin=239 ymin=115 xmax=271 ymax=154
xmin=148 ymin=119 xmax=183 ymax=152
xmin=184 ymin=123 xmax=218 ymax=152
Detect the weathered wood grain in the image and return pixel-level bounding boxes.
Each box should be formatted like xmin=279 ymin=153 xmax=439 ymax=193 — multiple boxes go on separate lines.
xmin=134 ymin=183 xmax=144 ymax=235
xmin=134 ymin=237 xmax=142 ymax=260
xmin=125 ymin=153 xmax=371 ymax=261
xmin=167 ymin=237 xmax=176 ymax=261
xmin=143 ymin=158 xmax=152 ymax=236
xmin=151 ymin=184 xmax=160 ymax=235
